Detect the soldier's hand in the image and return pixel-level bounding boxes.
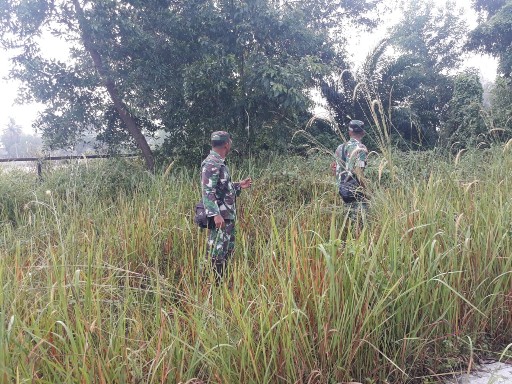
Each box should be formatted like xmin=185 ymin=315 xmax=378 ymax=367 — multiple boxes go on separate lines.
xmin=239 ymin=178 xmax=252 ymax=189
xmin=330 ymin=162 xmax=337 ymax=175
xmin=214 ymin=215 xmax=225 ymax=229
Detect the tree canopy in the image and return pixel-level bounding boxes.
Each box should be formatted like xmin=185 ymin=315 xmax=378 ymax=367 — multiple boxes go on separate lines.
xmin=440 ymin=70 xmax=485 ymax=149
xmin=2 ymin=0 xmax=511 ymax=161
xmin=468 ymin=0 xmax=512 ymax=77
xmin=321 ymin=0 xmax=467 ymax=150
xmin=0 ymin=0 xmax=386 ymax=167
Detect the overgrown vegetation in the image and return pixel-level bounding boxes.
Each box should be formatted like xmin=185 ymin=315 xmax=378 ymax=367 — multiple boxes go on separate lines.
xmin=0 ymin=143 xmax=511 ymax=383
xmin=1 ymin=1 xmax=512 ymax=382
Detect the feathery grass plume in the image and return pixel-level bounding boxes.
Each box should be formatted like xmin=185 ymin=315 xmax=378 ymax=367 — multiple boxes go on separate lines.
xmin=292 ymin=113 xmax=343 ymax=157
xmin=351 ymin=80 xmax=395 ymax=182
xmin=358 ymin=40 xmax=394 ymax=149
xmin=504 ymin=138 xmax=512 ymax=152
xmin=462 ymin=180 xmax=479 ymax=194
xmin=450 ymin=141 xmax=461 ymax=153
xmin=163 ymin=160 xmax=176 ymax=178
xmin=454 ymin=148 xmax=467 ymax=165
xmin=377 ymin=157 xmax=388 ymax=183
xmin=489 ymin=128 xmax=506 ymax=134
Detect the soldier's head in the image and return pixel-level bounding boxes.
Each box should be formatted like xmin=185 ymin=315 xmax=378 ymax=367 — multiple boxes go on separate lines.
xmin=211 ymin=131 xmax=232 ymax=156
xmin=347 ymin=120 xmax=366 ymax=139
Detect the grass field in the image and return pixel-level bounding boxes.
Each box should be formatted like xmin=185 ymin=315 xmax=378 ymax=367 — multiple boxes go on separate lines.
xmin=0 ymin=145 xmax=511 ymax=383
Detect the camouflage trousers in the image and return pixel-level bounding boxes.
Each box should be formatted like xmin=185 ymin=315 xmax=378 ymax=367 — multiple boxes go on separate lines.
xmin=206 ymin=219 xmax=236 ymax=264
xmin=346 ymin=201 xmax=369 ymax=226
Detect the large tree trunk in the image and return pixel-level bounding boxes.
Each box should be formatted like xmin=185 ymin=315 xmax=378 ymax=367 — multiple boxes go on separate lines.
xmin=72 ymin=0 xmax=155 ymax=172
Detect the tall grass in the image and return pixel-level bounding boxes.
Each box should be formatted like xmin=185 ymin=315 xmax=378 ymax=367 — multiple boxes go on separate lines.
xmin=0 ymin=147 xmax=511 ymax=383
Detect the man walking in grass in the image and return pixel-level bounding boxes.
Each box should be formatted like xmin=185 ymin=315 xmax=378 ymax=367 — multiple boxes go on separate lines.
xmin=201 ymin=131 xmax=252 ymax=284
xmin=331 ymin=120 xmax=369 ymax=226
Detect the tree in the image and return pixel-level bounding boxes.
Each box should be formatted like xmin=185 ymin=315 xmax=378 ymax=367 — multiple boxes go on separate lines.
xmin=320 ymin=42 xmax=386 ymax=152
xmin=0 ymin=0 xmax=160 ymax=170
xmin=0 ymin=118 xmax=42 ymax=158
xmin=466 ymin=0 xmax=512 ymax=144
xmin=440 ymin=70 xmax=486 ymax=149
xmin=483 ymin=77 xmax=512 ymax=141
xmin=321 ymin=0 xmax=468 ymax=150
xmin=153 ymin=0 xmax=381 ymax=161
xmin=0 ymin=118 xmax=22 ymax=158
xmin=1 ymin=0 xmax=384 ymax=166
xmin=373 ymin=0 xmax=467 ymax=148
xmin=468 ymin=0 xmax=512 ymax=77
xmin=158 ymin=0 xmax=335 ymax=160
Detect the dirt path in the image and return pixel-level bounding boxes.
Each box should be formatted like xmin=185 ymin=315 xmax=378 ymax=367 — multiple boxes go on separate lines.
xmin=447 ymin=362 xmax=512 ymax=383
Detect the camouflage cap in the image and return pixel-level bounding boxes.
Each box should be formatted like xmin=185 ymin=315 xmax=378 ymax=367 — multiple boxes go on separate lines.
xmin=348 ymin=120 xmax=366 ymax=134
xmin=211 ymin=131 xmax=231 ymax=143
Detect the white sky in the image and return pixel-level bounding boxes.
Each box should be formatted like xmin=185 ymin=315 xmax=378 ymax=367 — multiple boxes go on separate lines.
xmin=0 ymin=54 xmax=42 ymax=134
xmin=0 ymin=0 xmax=499 ymax=135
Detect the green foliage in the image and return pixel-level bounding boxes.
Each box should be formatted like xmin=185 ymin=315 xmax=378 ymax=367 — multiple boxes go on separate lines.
xmin=320 ymin=69 xmax=362 ymax=133
xmin=468 ymin=0 xmax=512 ymax=77
xmin=441 ymin=70 xmax=486 ymax=150
xmin=484 ymin=77 xmax=512 ymax=142
xmin=0 ymin=168 xmax=36 ymax=224
xmin=157 ymin=0 xmax=340 ymax=163
xmin=321 ymin=1 xmax=468 ymax=150
xmin=375 ymin=0 xmax=467 ymax=149
xmin=0 ymin=158 xmax=148 ymax=225
xmin=40 ymin=158 xmax=151 ymax=201
xmin=1 ymin=0 xmax=384 ymax=164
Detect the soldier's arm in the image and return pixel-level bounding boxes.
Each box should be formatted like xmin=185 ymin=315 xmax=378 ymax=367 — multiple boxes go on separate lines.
xmin=334 ymin=145 xmax=344 ymax=166
xmin=333 ymin=144 xmax=344 ymax=176
xmin=202 ymin=163 xmax=221 ymax=217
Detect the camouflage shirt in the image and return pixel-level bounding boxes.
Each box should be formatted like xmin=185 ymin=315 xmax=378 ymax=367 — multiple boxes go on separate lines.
xmin=334 ymin=138 xmax=368 ymax=185
xmin=201 ymin=150 xmax=241 ymax=220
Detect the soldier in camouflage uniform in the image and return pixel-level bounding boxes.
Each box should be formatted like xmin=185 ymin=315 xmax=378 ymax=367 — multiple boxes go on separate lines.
xmin=201 ymin=131 xmax=252 ymax=283
xmin=331 ymin=120 xmax=369 ymax=226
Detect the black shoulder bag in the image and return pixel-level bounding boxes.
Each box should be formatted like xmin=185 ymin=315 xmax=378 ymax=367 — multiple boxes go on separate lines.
xmin=194 ymin=201 xmax=215 ymax=229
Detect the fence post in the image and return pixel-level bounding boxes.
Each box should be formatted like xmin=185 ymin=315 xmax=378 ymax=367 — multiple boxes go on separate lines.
xmin=37 ymin=160 xmax=43 ymax=182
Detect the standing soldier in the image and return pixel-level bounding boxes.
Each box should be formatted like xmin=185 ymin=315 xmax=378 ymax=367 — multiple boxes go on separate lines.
xmin=331 ymin=120 xmax=369 ymax=226
xmin=201 ymin=131 xmax=252 ymax=283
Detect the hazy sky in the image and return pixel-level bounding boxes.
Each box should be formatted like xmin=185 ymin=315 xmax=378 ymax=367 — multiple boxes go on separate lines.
xmin=0 ymin=0 xmax=498 ymax=135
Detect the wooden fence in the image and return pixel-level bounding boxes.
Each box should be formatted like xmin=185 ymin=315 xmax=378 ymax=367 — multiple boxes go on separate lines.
xmin=0 ymin=154 xmax=138 ymax=180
